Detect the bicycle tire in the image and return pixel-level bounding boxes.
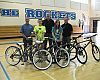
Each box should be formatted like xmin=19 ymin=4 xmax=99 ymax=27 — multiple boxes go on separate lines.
xmin=92 ymin=44 xmax=100 ymax=61
xmin=65 ymin=44 xmax=77 ymax=60
xmin=76 ymin=47 xmax=87 ymax=64
xmin=32 ymin=49 xmax=52 ymax=70
xmin=5 ymin=46 xmax=21 ymax=66
xmin=55 ymin=48 xmax=70 ymax=68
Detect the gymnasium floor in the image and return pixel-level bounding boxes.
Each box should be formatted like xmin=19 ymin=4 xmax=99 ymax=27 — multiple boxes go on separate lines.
xmin=0 ymin=35 xmax=100 ymax=80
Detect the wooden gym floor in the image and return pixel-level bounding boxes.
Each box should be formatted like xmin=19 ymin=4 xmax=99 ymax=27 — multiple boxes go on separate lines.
xmin=0 ymin=35 xmax=100 ymax=80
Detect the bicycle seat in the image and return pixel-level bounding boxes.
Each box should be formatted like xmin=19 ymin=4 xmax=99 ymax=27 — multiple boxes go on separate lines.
xmin=35 ymin=40 xmax=43 ymax=44
xmin=44 ymin=37 xmax=49 ymax=39
xmin=17 ymin=42 xmax=24 ymax=45
xmin=27 ymin=37 xmax=32 ymax=39
xmin=72 ymin=37 xmax=77 ymax=40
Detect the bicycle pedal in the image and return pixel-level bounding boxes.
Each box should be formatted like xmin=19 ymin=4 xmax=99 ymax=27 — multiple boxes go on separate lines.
xmin=21 ymin=63 xmax=24 ymax=65
xmin=83 ymin=55 xmax=85 ymax=58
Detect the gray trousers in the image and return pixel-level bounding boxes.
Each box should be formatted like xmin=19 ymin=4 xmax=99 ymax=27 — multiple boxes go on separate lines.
xmin=62 ymin=36 xmax=71 ymax=48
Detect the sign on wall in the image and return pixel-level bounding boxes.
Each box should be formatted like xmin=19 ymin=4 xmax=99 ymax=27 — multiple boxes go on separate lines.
xmin=0 ymin=8 xmax=76 ymax=20
xmin=0 ymin=9 xmax=19 ymax=17
xmin=25 ymin=8 xmax=76 ymax=20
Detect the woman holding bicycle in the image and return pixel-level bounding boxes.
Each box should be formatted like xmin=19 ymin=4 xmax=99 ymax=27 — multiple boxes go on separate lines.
xmin=51 ymin=20 xmax=70 ymax=66
xmin=52 ymin=19 xmax=63 ymax=48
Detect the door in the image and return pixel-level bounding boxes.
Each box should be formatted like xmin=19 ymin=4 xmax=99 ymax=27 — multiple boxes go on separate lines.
xmin=93 ymin=20 xmax=98 ymax=33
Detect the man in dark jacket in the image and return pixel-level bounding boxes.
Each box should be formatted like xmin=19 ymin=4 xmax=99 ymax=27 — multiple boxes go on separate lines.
xmin=42 ymin=14 xmax=54 ymax=49
xmin=61 ymin=17 xmax=73 ymax=48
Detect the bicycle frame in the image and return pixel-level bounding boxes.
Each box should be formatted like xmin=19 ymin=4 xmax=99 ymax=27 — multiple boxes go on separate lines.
xmin=68 ymin=33 xmax=96 ymax=51
xmin=63 ymin=37 xmax=80 ymax=53
xmin=76 ymin=37 xmax=95 ymax=49
xmin=16 ymin=43 xmax=24 ymax=53
xmin=15 ymin=41 xmax=41 ymax=59
xmin=46 ymin=37 xmax=62 ymax=53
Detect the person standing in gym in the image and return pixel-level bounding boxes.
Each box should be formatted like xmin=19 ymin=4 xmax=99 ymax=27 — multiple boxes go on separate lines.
xmin=20 ymin=17 xmax=34 ymax=61
xmin=42 ymin=14 xmax=54 ymax=49
xmin=61 ymin=17 xmax=73 ymax=48
xmin=52 ymin=19 xmax=63 ymax=48
xmin=34 ymin=19 xmax=46 ymax=48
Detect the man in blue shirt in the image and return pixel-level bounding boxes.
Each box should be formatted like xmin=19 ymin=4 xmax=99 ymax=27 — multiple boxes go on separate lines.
xmin=20 ymin=17 xmax=34 ymax=62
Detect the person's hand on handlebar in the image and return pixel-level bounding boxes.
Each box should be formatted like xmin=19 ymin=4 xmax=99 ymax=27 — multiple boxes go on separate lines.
xmin=25 ymin=36 xmax=32 ymax=40
xmin=56 ymin=39 xmax=62 ymax=42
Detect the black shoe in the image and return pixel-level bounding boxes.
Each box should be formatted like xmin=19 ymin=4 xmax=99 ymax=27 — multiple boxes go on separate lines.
xmin=52 ymin=62 xmax=56 ymax=64
xmin=23 ymin=56 xmax=27 ymax=62
xmin=30 ymin=57 xmax=33 ymax=62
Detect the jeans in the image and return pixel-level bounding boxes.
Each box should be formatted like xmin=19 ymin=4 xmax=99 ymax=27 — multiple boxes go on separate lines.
xmin=23 ymin=37 xmax=33 ymax=61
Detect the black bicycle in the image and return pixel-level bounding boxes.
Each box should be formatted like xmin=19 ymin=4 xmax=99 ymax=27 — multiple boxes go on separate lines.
xmin=62 ymin=33 xmax=88 ymax=64
xmin=76 ymin=33 xmax=100 ymax=64
xmin=5 ymin=37 xmax=52 ymax=70
xmin=62 ymin=34 xmax=83 ymax=61
xmin=45 ymin=37 xmax=70 ymax=68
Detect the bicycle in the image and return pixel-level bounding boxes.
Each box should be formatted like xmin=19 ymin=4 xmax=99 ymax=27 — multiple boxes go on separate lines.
xmin=62 ymin=34 xmax=83 ymax=61
xmin=5 ymin=37 xmax=52 ymax=70
xmin=44 ymin=37 xmax=70 ymax=68
xmin=62 ymin=33 xmax=89 ymax=64
xmin=76 ymin=33 xmax=100 ymax=64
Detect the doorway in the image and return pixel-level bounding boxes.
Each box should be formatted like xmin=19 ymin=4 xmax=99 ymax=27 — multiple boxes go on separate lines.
xmin=93 ymin=20 xmax=98 ymax=33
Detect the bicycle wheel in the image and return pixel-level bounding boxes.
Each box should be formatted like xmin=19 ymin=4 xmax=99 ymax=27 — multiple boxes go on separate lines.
xmin=55 ymin=48 xmax=70 ymax=68
xmin=32 ymin=49 xmax=52 ymax=70
xmin=5 ymin=46 xmax=21 ymax=66
xmin=92 ymin=44 xmax=100 ymax=61
xmin=76 ymin=47 xmax=87 ymax=64
xmin=65 ymin=44 xmax=77 ymax=60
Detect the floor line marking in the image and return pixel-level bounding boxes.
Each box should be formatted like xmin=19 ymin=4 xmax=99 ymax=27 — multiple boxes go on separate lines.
xmin=42 ymin=71 xmax=56 ymax=80
xmin=72 ymin=68 xmax=77 ymax=80
xmin=0 ymin=61 xmax=10 ymax=80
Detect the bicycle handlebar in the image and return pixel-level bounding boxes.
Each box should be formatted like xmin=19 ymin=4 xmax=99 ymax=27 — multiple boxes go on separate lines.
xmin=44 ymin=37 xmax=62 ymax=42
xmin=83 ymin=34 xmax=97 ymax=39
xmin=72 ymin=33 xmax=83 ymax=40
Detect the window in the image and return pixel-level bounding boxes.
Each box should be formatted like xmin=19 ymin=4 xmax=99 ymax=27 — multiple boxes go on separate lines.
xmin=81 ymin=0 xmax=88 ymax=4
xmin=71 ymin=0 xmax=88 ymax=4
xmin=71 ymin=0 xmax=80 ymax=3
